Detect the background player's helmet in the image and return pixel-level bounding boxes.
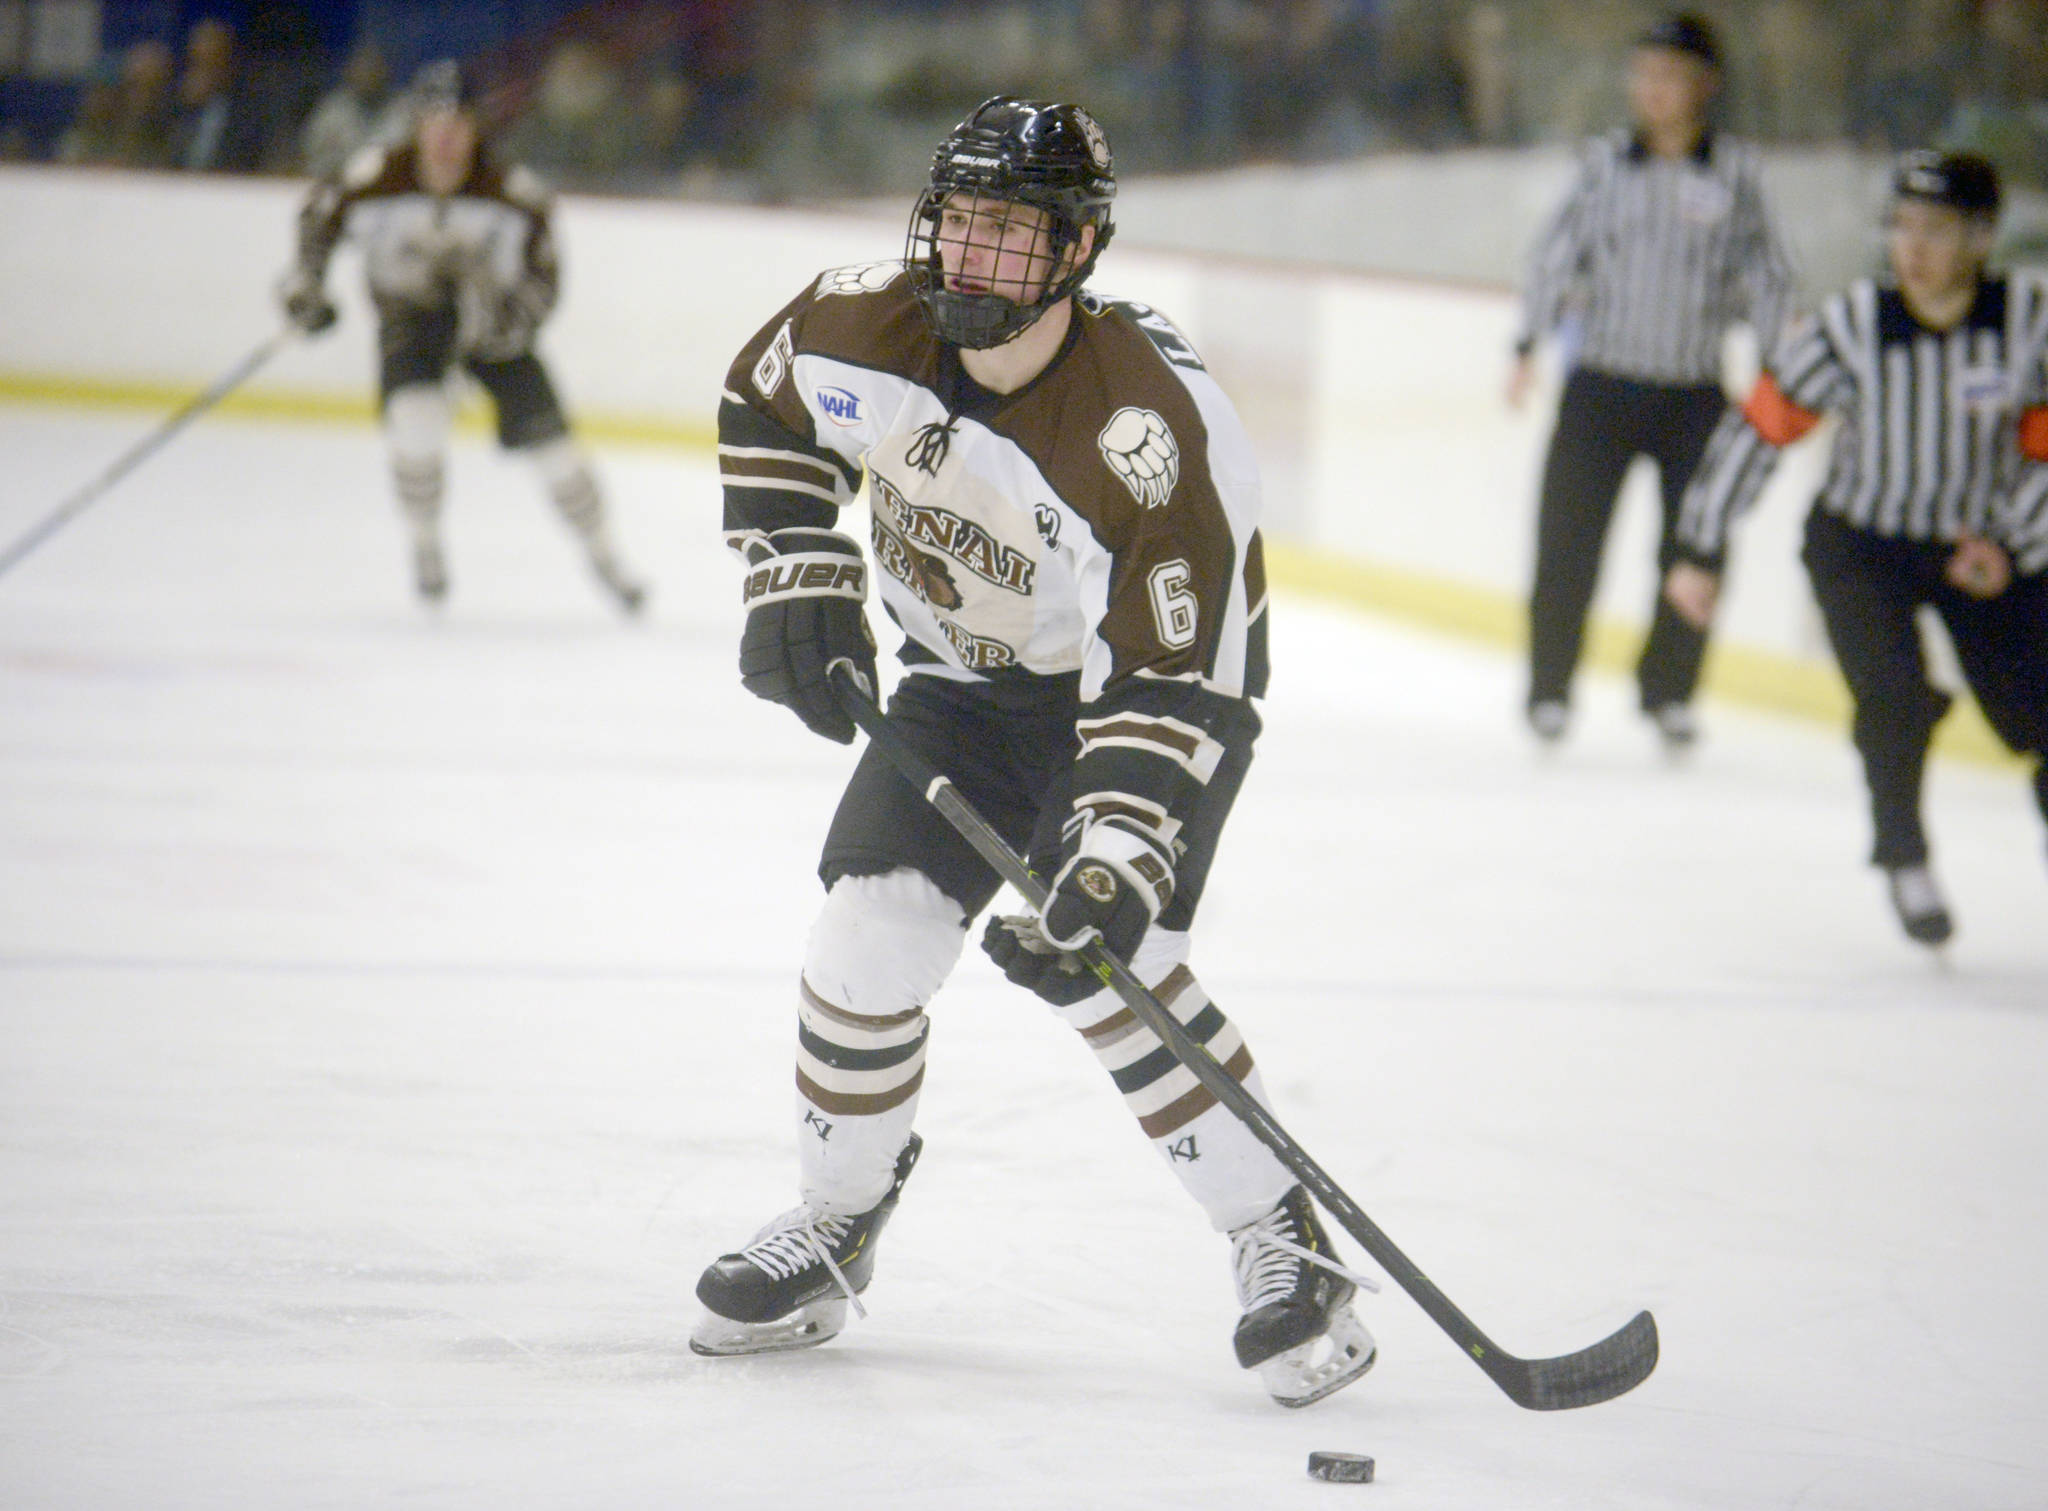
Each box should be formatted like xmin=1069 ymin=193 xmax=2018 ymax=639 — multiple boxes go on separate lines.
xmin=1892 ymin=150 xmax=2001 ymax=220
xmin=410 ymin=58 xmax=478 ymax=118
xmin=906 ymin=96 xmax=1117 ymax=350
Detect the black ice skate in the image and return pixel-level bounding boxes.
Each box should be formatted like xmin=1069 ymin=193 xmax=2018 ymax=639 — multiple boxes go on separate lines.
xmin=1230 ymin=1185 xmax=1378 ymax=1408
xmin=691 ymin=1134 xmax=921 ymax=1357
xmin=1885 ymin=863 xmax=1954 ymax=947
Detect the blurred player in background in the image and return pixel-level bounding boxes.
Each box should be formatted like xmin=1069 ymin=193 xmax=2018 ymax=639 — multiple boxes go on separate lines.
xmin=690 ymin=96 xmax=1378 ymax=1408
xmin=1509 ymin=12 xmax=1795 ymax=750
xmin=1665 ymin=151 xmax=2048 ymax=948
xmin=277 ymin=60 xmax=645 ymax=613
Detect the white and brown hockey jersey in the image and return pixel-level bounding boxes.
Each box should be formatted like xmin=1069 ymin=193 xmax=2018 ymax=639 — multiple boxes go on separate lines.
xmin=720 ymin=261 xmax=1271 ymax=863
xmin=295 ymin=141 xmax=559 ymax=339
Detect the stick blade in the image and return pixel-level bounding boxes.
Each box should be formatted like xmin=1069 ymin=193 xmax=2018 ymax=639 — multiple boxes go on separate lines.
xmin=1488 ymin=1310 xmax=1659 ymax=1411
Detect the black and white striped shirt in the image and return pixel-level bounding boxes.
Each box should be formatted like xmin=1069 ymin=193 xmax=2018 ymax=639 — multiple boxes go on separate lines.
xmin=1516 ymin=130 xmax=1796 ymax=386
xmin=1677 ymin=274 xmax=2048 ymax=573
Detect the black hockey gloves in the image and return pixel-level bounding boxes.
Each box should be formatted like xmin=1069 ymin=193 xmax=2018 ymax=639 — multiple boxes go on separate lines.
xmin=981 ymin=825 xmax=1175 ymax=1007
xmin=737 ymin=529 xmax=877 ymax=744
xmin=277 ymin=267 xmax=338 ymax=336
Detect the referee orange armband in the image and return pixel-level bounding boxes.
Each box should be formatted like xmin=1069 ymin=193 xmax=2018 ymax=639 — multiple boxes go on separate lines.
xmin=1742 ymin=374 xmax=1823 ymax=447
xmin=2020 ymin=406 xmax=2048 ymax=462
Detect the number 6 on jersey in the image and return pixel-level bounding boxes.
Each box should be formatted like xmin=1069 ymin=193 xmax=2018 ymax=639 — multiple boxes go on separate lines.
xmin=1147 ymin=557 xmax=1198 ymax=648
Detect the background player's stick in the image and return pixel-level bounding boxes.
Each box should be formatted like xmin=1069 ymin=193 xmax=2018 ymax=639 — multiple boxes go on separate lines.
xmin=827 ymin=662 xmax=1658 ymax=1411
xmin=0 ymin=327 xmax=297 ymax=581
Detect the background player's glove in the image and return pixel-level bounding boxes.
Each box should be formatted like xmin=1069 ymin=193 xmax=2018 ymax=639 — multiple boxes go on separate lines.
xmin=466 ymin=279 xmax=550 ymax=361
xmin=980 ymin=823 xmax=1175 ymax=1006
xmin=737 ymin=528 xmax=876 ymax=744
xmin=277 ymin=267 xmax=337 ymax=335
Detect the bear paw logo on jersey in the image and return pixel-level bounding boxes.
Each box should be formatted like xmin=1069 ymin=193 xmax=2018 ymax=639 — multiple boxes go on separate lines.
xmin=815 ymin=387 xmax=863 ymax=427
xmin=1098 ymin=407 xmax=1179 ymax=510
xmin=815 ymin=261 xmax=905 ymax=298
xmin=1074 ymin=863 xmax=1120 ymax=903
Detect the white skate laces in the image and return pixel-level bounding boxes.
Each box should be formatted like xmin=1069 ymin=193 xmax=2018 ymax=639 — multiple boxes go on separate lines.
xmin=1231 ymin=1208 xmax=1382 ymax=1308
xmin=738 ymin=1207 xmax=869 ymax=1320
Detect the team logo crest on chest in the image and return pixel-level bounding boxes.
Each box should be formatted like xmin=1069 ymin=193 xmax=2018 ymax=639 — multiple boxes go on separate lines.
xmin=1099 ymin=407 xmax=1179 ymax=509
xmin=869 ymin=473 xmax=1035 ymax=596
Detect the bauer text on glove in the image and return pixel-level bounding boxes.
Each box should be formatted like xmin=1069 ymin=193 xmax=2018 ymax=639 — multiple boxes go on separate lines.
xmin=736 ymin=528 xmax=877 ymax=744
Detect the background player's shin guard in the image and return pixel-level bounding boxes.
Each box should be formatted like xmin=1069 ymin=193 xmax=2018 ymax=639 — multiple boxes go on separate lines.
xmin=1049 ymin=931 xmax=1293 ymax=1232
xmin=795 ymin=869 xmax=965 ymax=1216
xmin=384 ymin=384 xmax=452 ymax=599
xmin=527 ymin=436 xmax=643 ymax=610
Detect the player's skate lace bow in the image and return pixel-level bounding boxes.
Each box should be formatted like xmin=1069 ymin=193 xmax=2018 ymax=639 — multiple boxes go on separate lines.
xmin=732 ymin=1208 xmax=870 ymax=1319
xmin=1231 ymin=1207 xmax=1382 ymax=1307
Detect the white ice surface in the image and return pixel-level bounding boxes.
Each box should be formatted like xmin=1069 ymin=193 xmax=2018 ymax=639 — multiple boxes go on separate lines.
xmin=1 ymin=406 xmax=2045 ymax=1511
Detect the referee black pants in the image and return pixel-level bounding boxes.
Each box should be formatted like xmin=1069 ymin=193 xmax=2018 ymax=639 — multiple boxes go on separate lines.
xmin=1528 ymin=369 xmax=1727 ymax=712
xmin=1802 ymin=508 xmax=2048 ymax=868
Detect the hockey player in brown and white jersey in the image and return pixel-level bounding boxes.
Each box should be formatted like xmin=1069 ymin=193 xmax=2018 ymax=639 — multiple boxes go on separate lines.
xmin=276 ymin=60 xmax=644 ymax=612
xmin=691 ymin=97 xmax=1379 ymax=1407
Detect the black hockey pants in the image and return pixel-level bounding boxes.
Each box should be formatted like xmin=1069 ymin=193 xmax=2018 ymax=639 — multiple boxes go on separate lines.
xmin=1527 ymin=369 xmax=1727 ymax=711
xmin=1801 ymin=507 xmax=2048 ymax=868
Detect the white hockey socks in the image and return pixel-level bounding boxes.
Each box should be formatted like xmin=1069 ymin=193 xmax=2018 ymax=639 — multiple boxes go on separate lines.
xmin=384 ymin=384 xmax=452 ymax=541
xmin=1053 ymin=946 xmax=1294 ymax=1234
xmin=794 ymin=870 xmax=965 ymax=1217
xmin=527 ymin=437 xmax=609 ymax=549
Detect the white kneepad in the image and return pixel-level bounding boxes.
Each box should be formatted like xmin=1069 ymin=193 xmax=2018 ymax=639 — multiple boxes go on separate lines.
xmin=383 ymin=383 xmax=453 ymax=463
xmin=804 ymin=869 xmax=968 ymax=1018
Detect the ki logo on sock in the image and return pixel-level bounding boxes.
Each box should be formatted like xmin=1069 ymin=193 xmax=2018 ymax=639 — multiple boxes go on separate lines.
xmin=803 ymin=1108 xmax=834 ymax=1143
xmin=1166 ymin=1134 xmax=1200 ymax=1163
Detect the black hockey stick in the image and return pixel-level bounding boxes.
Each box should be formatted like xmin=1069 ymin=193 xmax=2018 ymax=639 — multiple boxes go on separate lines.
xmin=0 ymin=327 xmax=297 ymax=581
xmin=826 ymin=662 xmax=1658 ymax=1411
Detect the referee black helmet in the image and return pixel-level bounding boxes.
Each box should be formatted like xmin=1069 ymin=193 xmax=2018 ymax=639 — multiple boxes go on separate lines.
xmin=1636 ymin=12 xmax=1721 ymax=70
xmin=1893 ymin=150 xmax=2002 ymax=221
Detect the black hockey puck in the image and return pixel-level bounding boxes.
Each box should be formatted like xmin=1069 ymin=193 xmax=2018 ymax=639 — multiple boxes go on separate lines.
xmin=1307 ymin=1451 xmax=1374 ymax=1484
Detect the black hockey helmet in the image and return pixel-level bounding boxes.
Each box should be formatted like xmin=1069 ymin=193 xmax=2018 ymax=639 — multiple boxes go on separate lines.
xmin=410 ymin=57 xmax=479 ymax=117
xmin=1893 ymin=149 xmax=2002 ymax=220
xmin=906 ymin=96 xmax=1117 ymax=350
xmin=1636 ymin=12 xmax=1721 ymax=69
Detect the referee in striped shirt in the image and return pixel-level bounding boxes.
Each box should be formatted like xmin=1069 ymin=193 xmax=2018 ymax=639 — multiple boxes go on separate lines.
xmin=1665 ymin=151 xmax=2048 ymax=947
xmin=1509 ymin=12 xmax=1795 ymax=749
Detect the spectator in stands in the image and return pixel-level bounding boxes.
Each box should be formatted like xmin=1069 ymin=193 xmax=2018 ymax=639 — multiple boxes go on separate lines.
xmin=55 ymin=56 xmax=127 ymax=166
xmin=1458 ymin=3 xmax=1515 ymax=144
xmin=55 ymin=40 xmax=176 ymax=169
xmin=1854 ymin=0 xmax=1973 ymax=150
xmin=498 ymin=39 xmax=636 ymax=187
xmin=1937 ymin=0 xmax=2048 ymax=190
xmin=1378 ymin=0 xmax=1473 ymax=148
xmin=168 ymin=18 xmax=267 ymax=172
xmin=299 ymin=39 xmax=408 ymax=179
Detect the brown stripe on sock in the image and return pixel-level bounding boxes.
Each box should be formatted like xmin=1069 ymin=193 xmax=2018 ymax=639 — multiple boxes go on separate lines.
xmin=1078 ymin=965 xmax=1198 ymax=1043
xmin=800 ymin=975 xmax=925 ymax=1031
xmin=1136 ymin=1043 xmax=1253 ymax=1139
xmin=797 ymin=1064 xmax=925 ymax=1116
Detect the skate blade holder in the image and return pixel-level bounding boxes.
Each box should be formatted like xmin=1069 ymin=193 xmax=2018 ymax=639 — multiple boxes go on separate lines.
xmin=1264 ymin=1306 xmax=1377 ymax=1408
xmin=688 ymin=1296 xmax=849 ymax=1357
